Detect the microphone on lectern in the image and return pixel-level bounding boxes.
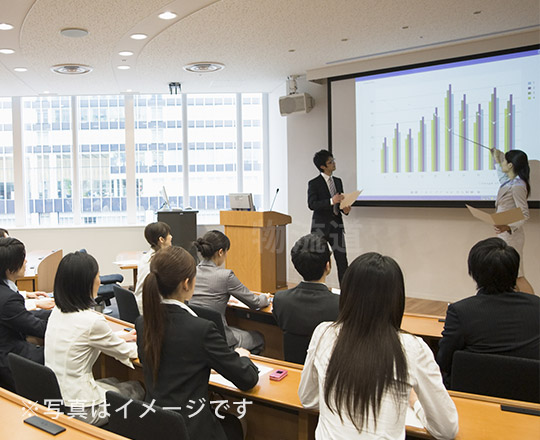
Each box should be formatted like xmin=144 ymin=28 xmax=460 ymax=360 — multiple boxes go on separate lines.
xmin=269 ymin=188 xmax=280 ymax=211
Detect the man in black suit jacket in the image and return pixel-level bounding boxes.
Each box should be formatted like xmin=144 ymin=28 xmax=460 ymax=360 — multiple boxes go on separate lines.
xmin=437 ymin=237 xmax=540 ymax=386
xmin=308 ymin=149 xmax=350 ymax=284
xmin=273 ymin=234 xmax=339 ymax=364
xmin=0 ymin=237 xmax=50 ymax=391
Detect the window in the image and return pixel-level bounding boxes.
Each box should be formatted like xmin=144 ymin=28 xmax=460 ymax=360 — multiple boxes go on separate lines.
xmin=22 ymin=97 xmax=73 ymax=226
xmin=134 ymin=95 xmax=183 ymax=223
xmin=242 ymin=93 xmax=264 ymax=210
xmin=0 ymin=98 xmax=14 ymax=225
xmin=78 ymin=96 xmax=126 ymax=225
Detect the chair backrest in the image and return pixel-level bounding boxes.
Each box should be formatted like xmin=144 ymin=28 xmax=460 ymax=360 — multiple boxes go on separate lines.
xmin=188 ymin=304 xmax=227 ymax=340
xmin=8 ymin=353 xmax=65 ymax=411
xmin=113 ymin=285 xmax=141 ymax=324
xmin=106 ymin=391 xmax=189 ymax=440
xmin=283 ymin=332 xmax=311 ymax=365
xmin=451 ymin=350 xmax=540 ymax=403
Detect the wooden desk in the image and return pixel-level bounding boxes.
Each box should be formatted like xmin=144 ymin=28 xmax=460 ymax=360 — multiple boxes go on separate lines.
xmin=0 ymin=387 xmax=127 ymax=440
xmin=114 ymin=251 xmax=145 ymax=287
xmin=102 ymin=316 xmax=540 ymax=440
xmin=225 ymin=296 xmax=445 ymax=360
xmin=16 ymin=249 xmax=63 ymax=292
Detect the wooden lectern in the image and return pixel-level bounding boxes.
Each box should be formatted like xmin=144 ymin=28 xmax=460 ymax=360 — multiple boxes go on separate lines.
xmin=220 ymin=211 xmax=292 ymax=293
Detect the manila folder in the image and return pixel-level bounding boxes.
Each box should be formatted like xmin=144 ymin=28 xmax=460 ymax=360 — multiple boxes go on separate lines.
xmin=466 ymin=204 xmax=524 ymax=225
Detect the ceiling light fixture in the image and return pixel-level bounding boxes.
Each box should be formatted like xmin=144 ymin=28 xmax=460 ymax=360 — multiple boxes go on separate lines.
xmin=183 ymin=62 xmax=225 ymax=73
xmin=51 ymin=64 xmax=93 ymax=75
xmin=60 ymin=28 xmax=89 ymax=38
xmin=118 ymin=51 xmax=134 ymax=56
xmin=130 ymin=33 xmax=148 ymax=40
xmin=117 ymin=65 xmax=131 ymax=70
xmin=0 ymin=23 xmax=14 ymax=31
xmin=159 ymin=11 xmax=177 ymax=20
xmin=14 ymin=67 xmax=27 ymax=72
xmin=0 ymin=49 xmax=15 ymax=54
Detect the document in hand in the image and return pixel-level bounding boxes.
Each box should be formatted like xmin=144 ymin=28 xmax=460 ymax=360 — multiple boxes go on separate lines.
xmin=466 ymin=205 xmax=524 ymax=225
xmin=340 ymin=190 xmax=362 ymax=208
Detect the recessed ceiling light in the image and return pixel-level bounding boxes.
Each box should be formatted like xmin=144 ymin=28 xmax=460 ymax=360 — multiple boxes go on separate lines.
xmin=126 ymin=89 xmax=132 ymax=92
xmin=14 ymin=67 xmax=27 ymax=72
xmin=118 ymin=51 xmax=134 ymax=57
xmin=130 ymin=33 xmax=148 ymax=40
xmin=60 ymin=28 xmax=89 ymax=38
xmin=51 ymin=64 xmax=93 ymax=75
xmin=0 ymin=48 xmax=15 ymax=54
xmin=117 ymin=65 xmax=131 ymax=70
xmin=0 ymin=23 xmax=14 ymax=31
xmin=183 ymin=62 xmax=225 ymax=73
xmin=159 ymin=11 xmax=177 ymax=20
xmin=43 ymin=91 xmax=50 ymax=94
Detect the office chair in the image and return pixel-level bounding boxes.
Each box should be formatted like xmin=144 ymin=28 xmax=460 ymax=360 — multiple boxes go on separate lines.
xmin=450 ymin=350 xmax=540 ymax=403
xmin=188 ymin=304 xmax=227 ymax=341
xmin=106 ymin=391 xmax=189 ymax=440
xmin=113 ymin=285 xmax=141 ymax=324
xmin=8 ymin=353 xmax=66 ymax=413
xmin=282 ymin=332 xmax=311 ymax=365
xmin=79 ymin=249 xmax=123 ymax=315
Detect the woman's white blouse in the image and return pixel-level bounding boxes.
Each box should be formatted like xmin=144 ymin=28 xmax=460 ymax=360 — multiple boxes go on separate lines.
xmin=45 ymin=307 xmax=137 ymax=407
xmin=298 ymin=322 xmax=459 ymax=440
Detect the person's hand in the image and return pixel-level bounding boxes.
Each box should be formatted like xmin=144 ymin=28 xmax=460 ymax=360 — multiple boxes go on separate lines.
xmin=494 ymin=224 xmax=510 ymax=234
xmin=26 ymin=291 xmax=50 ymax=299
xmin=35 ymin=298 xmax=55 ymax=310
xmin=491 ymin=148 xmax=504 ymax=164
xmin=332 ymin=193 xmax=344 ymax=204
xmin=235 ymin=347 xmax=251 ymax=358
xmin=408 ymin=388 xmax=418 ymax=409
xmin=342 ymin=206 xmax=351 ymax=215
xmin=119 ymin=329 xmax=137 ymax=342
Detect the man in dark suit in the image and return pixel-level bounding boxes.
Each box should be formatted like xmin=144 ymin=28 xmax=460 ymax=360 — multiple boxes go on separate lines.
xmin=272 ymin=234 xmax=339 ymax=364
xmin=437 ymin=237 xmax=540 ymax=386
xmin=0 ymin=237 xmax=50 ymax=391
xmin=308 ymin=149 xmax=350 ymax=284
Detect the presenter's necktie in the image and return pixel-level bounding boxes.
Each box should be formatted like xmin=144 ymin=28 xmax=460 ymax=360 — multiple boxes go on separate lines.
xmin=328 ymin=177 xmax=339 ymax=216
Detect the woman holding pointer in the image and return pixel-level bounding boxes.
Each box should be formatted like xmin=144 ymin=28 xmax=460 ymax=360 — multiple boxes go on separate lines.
xmin=491 ymin=148 xmax=534 ymax=294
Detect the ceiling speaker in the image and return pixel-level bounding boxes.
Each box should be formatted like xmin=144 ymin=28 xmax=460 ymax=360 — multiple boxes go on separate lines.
xmin=279 ymin=93 xmax=314 ymax=116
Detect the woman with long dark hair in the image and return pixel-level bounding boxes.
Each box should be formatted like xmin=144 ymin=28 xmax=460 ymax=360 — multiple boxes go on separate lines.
xmin=133 ymin=221 xmax=172 ymax=313
xmin=189 ymin=230 xmax=270 ymax=353
xmin=299 ymin=253 xmax=458 ymax=439
xmin=136 ymin=246 xmax=258 ymax=440
xmin=491 ymin=148 xmax=533 ymax=294
xmin=45 ymin=251 xmax=144 ymax=426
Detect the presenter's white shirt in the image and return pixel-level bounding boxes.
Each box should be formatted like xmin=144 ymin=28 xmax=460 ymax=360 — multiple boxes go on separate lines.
xmin=45 ymin=307 xmax=137 ymax=407
xmin=298 ymin=322 xmax=459 ymax=440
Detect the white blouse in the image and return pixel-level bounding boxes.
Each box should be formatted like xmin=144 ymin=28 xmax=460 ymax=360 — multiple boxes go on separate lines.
xmin=298 ymin=322 xmax=459 ymax=440
xmin=45 ymin=307 xmax=137 ymax=407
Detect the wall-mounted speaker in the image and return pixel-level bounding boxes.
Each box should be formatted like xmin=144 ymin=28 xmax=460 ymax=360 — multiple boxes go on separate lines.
xmin=279 ymin=93 xmax=314 ymax=116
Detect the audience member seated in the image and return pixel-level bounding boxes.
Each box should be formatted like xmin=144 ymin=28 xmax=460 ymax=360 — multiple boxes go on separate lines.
xmin=272 ymin=234 xmax=339 ymax=364
xmin=133 ymin=221 xmax=172 ymax=314
xmin=136 ymin=246 xmax=259 ymax=440
xmin=45 ymin=251 xmax=144 ymax=426
xmin=299 ymin=252 xmax=458 ymax=440
xmin=189 ymin=230 xmax=270 ymax=353
xmin=0 ymin=228 xmax=8 ymax=238
xmin=437 ymin=237 xmax=540 ymax=386
xmin=0 ymin=237 xmax=51 ymax=391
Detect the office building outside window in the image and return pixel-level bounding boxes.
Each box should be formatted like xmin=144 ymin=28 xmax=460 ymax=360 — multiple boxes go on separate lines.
xmin=242 ymin=93 xmax=264 ymax=210
xmin=0 ymin=98 xmax=14 ymax=226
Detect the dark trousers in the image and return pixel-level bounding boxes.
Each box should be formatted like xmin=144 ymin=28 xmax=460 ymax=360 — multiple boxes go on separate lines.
xmin=312 ymin=218 xmax=348 ymax=285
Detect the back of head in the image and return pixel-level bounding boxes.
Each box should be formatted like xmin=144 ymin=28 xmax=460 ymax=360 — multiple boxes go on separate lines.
xmin=142 ymin=246 xmax=196 ymax=381
xmin=291 ymin=234 xmax=331 ymax=281
xmin=313 ymin=149 xmax=332 ymax=172
xmin=0 ymin=237 xmax=26 ymax=281
xmin=468 ymin=237 xmax=519 ymax=294
xmin=193 ymin=230 xmax=230 ymax=260
xmin=144 ymin=222 xmax=171 ymax=251
xmin=53 ymin=251 xmax=99 ymax=313
xmin=505 ymin=149 xmax=530 ymax=196
xmin=0 ymin=228 xmax=8 ymax=238
xmin=324 ymin=252 xmax=407 ymax=432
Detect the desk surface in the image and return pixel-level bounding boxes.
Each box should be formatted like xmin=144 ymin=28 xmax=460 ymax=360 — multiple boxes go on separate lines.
xmin=0 ymin=387 xmax=127 ymax=440
xmin=103 ymin=315 xmax=540 ymax=440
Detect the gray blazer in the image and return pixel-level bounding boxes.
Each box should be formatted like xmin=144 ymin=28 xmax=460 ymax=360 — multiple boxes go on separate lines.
xmin=189 ymin=260 xmax=269 ymax=347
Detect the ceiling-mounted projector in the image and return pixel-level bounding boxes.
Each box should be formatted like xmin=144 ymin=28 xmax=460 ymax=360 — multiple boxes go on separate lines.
xmin=279 ymin=93 xmax=314 ymax=116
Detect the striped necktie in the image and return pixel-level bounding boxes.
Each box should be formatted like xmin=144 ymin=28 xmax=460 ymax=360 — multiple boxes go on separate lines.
xmin=327 ymin=177 xmax=339 ymax=215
